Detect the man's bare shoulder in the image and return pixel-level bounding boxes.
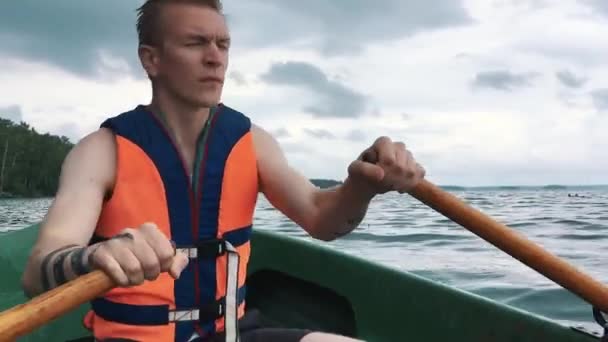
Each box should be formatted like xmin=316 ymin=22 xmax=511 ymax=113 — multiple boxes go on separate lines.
xmin=249 ymin=123 xmax=313 ymax=187
xmin=251 ymin=123 xmax=289 ymax=153
xmin=59 ymin=127 xmax=117 ymax=195
xmin=250 ymin=123 xmax=286 ymax=165
xmin=72 ymin=127 xmax=115 ymax=153
xmin=250 ymin=123 xmax=274 ymax=146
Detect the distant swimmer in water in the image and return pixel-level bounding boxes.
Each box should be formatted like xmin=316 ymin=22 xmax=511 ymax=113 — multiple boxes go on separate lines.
xmin=568 ymin=193 xmax=590 ymax=198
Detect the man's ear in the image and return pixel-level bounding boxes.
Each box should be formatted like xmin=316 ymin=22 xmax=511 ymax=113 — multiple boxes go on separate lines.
xmin=138 ymin=44 xmax=160 ymax=78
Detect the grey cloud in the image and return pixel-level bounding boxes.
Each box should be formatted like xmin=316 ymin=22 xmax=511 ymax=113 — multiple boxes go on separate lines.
xmin=556 ymin=70 xmax=587 ymax=89
xmin=229 ymin=71 xmax=247 ymax=86
xmin=261 ymin=61 xmax=369 ymax=118
xmin=346 ymin=129 xmax=366 ymax=141
xmin=56 ymin=122 xmax=82 ymax=143
xmin=271 ymin=127 xmax=290 ymax=139
xmin=0 ymin=1 xmax=141 ymax=79
xmin=492 ymin=0 xmax=551 ymax=10
xmin=592 ymin=89 xmax=608 ymax=112
xmin=2 ymin=1 xmax=471 ymax=78
xmin=516 ymin=37 xmax=606 ymax=67
xmin=280 ymin=142 xmax=314 ymax=155
xmin=472 ymin=70 xmax=539 ymax=91
xmin=585 ymin=0 xmax=608 ymax=17
xmin=303 ymin=128 xmax=336 ymax=139
xmin=226 ymin=0 xmax=472 ymax=56
xmin=0 ymin=105 xmax=23 ymax=123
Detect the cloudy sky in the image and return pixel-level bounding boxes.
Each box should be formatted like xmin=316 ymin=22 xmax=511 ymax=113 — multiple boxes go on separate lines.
xmin=0 ymin=0 xmax=606 ymax=186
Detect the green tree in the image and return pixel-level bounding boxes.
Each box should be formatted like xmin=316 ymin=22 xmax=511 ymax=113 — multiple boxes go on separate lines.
xmin=0 ymin=117 xmax=73 ymax=198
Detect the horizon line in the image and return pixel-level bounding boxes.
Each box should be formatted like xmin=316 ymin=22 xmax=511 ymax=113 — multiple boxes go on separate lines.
xmin=308 ymin=179 xmax=608 ymax=188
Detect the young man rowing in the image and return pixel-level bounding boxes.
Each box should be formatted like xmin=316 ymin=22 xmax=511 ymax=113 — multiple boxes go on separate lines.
xmin=21 ymin=1 xmax=425 ymax=341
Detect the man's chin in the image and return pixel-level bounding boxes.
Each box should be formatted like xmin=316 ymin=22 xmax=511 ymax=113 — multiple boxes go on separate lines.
xmin=187 ymin=98 xmax=220 ymax=109
xmin=197 ymin=95 xmax=222 ymax=108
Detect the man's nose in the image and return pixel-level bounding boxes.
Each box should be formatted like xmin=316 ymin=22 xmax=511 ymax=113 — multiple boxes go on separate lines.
xmin=203 ymin=43 xmax=223 ymax=67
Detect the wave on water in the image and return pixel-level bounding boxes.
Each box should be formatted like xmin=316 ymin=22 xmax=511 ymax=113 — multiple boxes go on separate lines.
xmin=554 ymin=219 xmax=590 ymax=226
xmin=555 ymin=233 xmax=608 ymax=241
xmin=343 ymin=231 xmax=474 ymax=244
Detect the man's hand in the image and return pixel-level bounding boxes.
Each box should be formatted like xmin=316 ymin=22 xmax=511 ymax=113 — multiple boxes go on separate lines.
xmin=347 ymin=136 xmax=426 ymax=196
xmin=252 ymin=125 xmax=425 ymax=241
xmin=87 ymin=222 xmax=189 ymax=287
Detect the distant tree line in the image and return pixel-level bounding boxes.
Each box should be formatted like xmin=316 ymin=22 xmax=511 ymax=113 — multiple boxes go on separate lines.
xmin=0 ymin=118 xmax=73 ymax=198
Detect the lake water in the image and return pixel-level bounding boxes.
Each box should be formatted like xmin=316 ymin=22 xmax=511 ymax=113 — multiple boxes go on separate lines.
xmin=1 ymin=186 xmax=607 ymax=336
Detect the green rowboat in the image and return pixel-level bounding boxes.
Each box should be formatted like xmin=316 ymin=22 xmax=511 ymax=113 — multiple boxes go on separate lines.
xmin=0 ymin=224 xmax=603 ymax=341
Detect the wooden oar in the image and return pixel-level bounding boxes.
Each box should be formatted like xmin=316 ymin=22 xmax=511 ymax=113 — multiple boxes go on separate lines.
xmin=408 ymin=179 xmax=608 ymax=313
xmin=0 ymin=270 xmax=114 ymax=342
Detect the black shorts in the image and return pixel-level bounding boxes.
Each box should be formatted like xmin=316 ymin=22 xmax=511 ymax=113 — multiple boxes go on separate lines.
xmin=198 ymin=309 xmax=311 ymax=342
xmin=68 ymin=310 xmax=312 ymax=342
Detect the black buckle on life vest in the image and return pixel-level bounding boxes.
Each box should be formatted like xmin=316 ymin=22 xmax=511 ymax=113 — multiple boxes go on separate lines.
xmin=200 ymin=300 xmax=225 ymax=321
xmin=196 ymin=238 xmax=226 ymax=258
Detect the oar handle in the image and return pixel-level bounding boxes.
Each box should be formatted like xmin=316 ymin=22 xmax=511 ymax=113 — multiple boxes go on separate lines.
xmin=0 ymin=270 xmax=114 ymax=341
xmin=409 ymin=179 xmax=608 ymax=313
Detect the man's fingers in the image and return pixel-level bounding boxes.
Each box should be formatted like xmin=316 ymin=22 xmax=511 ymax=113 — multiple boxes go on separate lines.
xmin=353 ymin=136 xmax=426 ymax=195
xmin=89 ymin=245 xmax=129 ymax=287
xmin=360 ymin=148 xmax=378 ymax=164
xmin=140 ymin=222 xmax=174 ymax=272
xmin=169 ymin=252 xmax=189 ymax=279
xmin=373 ymin=137 xmax=396 ymax=167
xmin=349 ymin=160 xmax=384 ymax=182
xmin=86 ymin=223 xmax=184 ymax=288
xmin=108 ymin=242 xmax=144 ymax=286
xmin=132 ymin=239 xmax=161 ymax=281
xmin=417 ymin=162 xmax=426 ymax=179
xmin=395 ymin=144 xmax=407 ymax=171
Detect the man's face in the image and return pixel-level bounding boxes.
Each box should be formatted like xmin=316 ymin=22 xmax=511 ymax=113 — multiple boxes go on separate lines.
xmin=146 ymin=3 xmax=230 ymax=108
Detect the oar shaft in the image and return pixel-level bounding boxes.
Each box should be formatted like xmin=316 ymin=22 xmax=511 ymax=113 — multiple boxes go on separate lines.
xmin=0 ymin=270 xmax=114 ymax=341
xmin=409 ymin=179 xmax=608 ymax=313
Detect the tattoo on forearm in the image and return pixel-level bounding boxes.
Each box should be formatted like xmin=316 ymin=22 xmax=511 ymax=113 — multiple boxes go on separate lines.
xmin=333 ymin=216 xmax=365 ymax=238
xmin=347 ymin=216 xmax=364 ymax=228
xmin=333 ymin=229 xmax=350 ymax=238
xmin=41 ymin=244 xmax=79 ymax=291
xmin=87 ymin=244 xmax=102 ymax=269
xmin=112 ymin=232 xmax=134 ymax=241
xmin=69 ymin=247 xmax=91 ymax=276
xmin=53 ymin=249 xmax=73 ymax=286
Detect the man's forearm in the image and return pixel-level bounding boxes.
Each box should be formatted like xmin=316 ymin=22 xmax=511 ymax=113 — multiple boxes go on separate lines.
xmin=309 ymin=178 xmax=375 ymax=241
xmin=22 ymin=244 xmax=94 ymax=298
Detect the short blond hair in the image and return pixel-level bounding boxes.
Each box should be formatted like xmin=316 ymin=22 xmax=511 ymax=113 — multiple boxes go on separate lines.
xmin=136 ymin=0 xmax=223 ymax=46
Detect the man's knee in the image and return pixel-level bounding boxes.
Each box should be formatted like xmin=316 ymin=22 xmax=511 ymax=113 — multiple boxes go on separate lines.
xmin=300 ymin=332 xmax=363 ymax=342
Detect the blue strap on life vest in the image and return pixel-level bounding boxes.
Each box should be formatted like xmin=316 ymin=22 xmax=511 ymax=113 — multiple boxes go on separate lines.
xmin=91 ymin=286 xmax=247 ymax=326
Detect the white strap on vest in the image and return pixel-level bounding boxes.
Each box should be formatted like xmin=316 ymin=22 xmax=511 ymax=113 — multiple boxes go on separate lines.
xmin=184 ymin=240 xmax=240 ymax=342
xmin=176 ymin=247 xmax=198 ymax=259
xmin=224 ymin=241 xmax=240 ymax=342
xmin=170 ymin=309 xmax=200 ymax=322
xmin=176 ymin=240 xmax=225 ymax=259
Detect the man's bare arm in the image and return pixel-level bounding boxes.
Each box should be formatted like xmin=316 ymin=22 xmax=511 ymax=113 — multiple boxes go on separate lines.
xmin=22 ymin=128 xmax=189 ymax=298
xmin=21 ymin=128 xmax=116 ymax=297
xmin=252 ymin=125 xmax=375 ymax=241
xmin=253 ymin=125 xmax=426 ymax=241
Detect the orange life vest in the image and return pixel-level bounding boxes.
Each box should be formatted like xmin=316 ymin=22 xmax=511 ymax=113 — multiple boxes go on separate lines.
xmin=83 ymin=104 xmax=258 ymax=341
